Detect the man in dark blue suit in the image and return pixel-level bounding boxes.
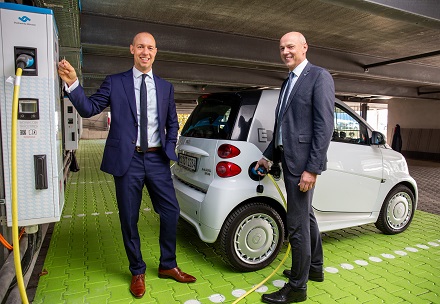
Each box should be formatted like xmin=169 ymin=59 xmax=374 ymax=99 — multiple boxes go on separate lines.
xmin=256 ymin=32 xmax=335 ymax=303
xmin=58 ymin=32 xmax=196 ymax=299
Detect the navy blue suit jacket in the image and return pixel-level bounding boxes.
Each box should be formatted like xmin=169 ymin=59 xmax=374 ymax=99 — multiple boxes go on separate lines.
xmin=264 ymin=62 xmax=335 ymax=176
xmin=67 ymin=69 xmax=179 ymax=177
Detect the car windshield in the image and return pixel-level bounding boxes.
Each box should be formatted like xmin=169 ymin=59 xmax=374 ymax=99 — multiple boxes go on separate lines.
xmin=181 ymin=94 xmax=241 ymax=139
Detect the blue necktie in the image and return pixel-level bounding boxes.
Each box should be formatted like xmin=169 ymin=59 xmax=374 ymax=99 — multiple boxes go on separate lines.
xmin=275 ymin=72 xmax=294 ymax=146
xmin=140 ymin=74 xmax=148 ymax=152
xmin=278 ymin=72 xmax=294 ymax=121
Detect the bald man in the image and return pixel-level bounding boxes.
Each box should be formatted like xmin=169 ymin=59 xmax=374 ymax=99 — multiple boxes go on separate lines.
xmin=256 ymin=32 xmax=335 ymax=303
xmin=58 ymin=32 xmax=196 ymax=299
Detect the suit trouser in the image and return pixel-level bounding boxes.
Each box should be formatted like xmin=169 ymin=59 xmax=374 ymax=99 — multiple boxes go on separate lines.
xmin=281 ymin=154 xmax=323 ymax=290
xmin=114 ymin=150 xmax=180 ymax=275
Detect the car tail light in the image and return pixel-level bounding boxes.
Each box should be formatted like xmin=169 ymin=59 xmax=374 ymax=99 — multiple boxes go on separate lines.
xmin=218 ymin=144 xmax=240 ymax=158
xmin=216 ymin=161 xmax=241 ymax=178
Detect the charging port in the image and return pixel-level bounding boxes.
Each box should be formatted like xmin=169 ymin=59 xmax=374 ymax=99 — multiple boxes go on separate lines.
xmin=14 ymin=47 xmax=37 ymax=76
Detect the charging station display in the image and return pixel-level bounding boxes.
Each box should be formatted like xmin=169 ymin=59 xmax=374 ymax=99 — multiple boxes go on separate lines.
xmin=0 ymin=3 xmax=64 ymax=226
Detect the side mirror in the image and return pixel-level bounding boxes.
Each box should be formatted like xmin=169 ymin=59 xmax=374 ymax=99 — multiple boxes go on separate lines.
xmin=371 ymin=131 xmax=386 ymax=145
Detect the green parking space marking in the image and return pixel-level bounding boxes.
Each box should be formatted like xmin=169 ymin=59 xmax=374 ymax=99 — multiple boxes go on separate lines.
xmin=179 ymin=213 xmax=439 ymax=303
xmin=33 ymin=140 xmax=439 ymax=304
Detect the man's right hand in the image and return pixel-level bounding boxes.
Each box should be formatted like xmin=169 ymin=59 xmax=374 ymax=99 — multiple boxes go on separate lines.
xmin=57 ymin=59 xmax=78 ymax=87
xmin=255 ymin=158 xmax=270 ymax=176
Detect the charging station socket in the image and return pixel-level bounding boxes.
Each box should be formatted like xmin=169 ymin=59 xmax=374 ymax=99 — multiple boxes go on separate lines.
xmin=14 ymin=46 xmax=37 ymax=76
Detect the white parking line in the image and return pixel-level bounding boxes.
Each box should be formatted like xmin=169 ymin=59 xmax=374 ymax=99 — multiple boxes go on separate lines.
xmin=185 ymin=239 xmax=440 ymax=304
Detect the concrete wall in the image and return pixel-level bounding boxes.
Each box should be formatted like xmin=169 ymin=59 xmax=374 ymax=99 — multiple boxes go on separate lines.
xmin=387 ymin=98 xmax=440 ymax=142
xmin=388 ymin=98 xmax=440 ymax=161
xmin=81 ymin=129 xmax=109 ymax=139
xmin=80 ymin=112 xmax=109 ymax=139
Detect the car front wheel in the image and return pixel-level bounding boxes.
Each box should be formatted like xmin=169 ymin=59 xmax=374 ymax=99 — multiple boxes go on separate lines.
xmin=375 ymin=185 xmax=415 ymax=234
xmin=218 ymin=202 xmax=285 ymax=272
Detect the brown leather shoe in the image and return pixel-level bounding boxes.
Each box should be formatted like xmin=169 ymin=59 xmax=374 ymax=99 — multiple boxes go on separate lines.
xmin=158 ymin=267 xmax=196 ymax=283
xmin=130 ymin=274 xmax=145 ymax=298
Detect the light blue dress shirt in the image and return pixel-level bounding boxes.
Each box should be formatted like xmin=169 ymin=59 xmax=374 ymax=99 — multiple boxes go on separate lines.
xmin=132 ymin=67 xmax=160 ymax=148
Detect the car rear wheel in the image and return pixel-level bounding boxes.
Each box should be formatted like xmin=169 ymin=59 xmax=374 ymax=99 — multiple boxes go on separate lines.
xmin=375 ymin=185 xmax=415 ymax=234
xmin=218 ymin=202 xmax=285 ymax=272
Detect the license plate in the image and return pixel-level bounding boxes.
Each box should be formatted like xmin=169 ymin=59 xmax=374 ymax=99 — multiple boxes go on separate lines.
xmin=178 ymin=154 xmax=197 ymax=172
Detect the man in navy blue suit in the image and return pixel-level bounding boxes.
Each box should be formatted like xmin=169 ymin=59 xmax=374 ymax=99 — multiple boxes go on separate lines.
xmin=256 ymin=32 xmax=335 ymax=303
xmin=58 ymin=32 xmax=196 ymax=299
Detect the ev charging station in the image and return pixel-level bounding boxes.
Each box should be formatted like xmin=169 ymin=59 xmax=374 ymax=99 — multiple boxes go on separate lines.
xmin=0 ymin=3 xmax=64 ymax=227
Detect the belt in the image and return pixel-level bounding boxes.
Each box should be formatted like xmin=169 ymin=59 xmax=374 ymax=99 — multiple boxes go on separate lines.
xmin=135 ymin=146 xmax=161 ymax=153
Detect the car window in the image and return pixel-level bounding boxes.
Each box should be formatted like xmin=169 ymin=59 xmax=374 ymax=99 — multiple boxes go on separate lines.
xmin=180 ymin=91 xmax=261 ymax=140
xmin=333 ymin=105 xmax=368 ymax=145
xmin=181 ymin=94 xmax=240 ymax=139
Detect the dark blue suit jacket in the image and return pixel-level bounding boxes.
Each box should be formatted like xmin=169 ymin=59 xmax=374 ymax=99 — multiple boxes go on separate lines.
xmin=67 ymin=69 xmax=179 ymax=177
xmin=264 ymin=62 xmax=335 ymax=176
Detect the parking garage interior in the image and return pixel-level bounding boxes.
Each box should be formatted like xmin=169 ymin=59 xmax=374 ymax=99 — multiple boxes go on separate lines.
xmin=1 ymin=0 xmax=440 ymax=303
xmin=32 ymin=0 xmax=440 ymax=161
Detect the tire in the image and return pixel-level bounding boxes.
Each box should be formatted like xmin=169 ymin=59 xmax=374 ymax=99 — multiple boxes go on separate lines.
xmin=218 ymin=202 xmax=285 ymax=272
xmin=375 ymin=185 xmax=415 ymax=235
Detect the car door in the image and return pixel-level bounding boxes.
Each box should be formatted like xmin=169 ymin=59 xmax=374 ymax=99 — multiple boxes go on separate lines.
xmin=313 ymin=103 xmax=384 ymax=213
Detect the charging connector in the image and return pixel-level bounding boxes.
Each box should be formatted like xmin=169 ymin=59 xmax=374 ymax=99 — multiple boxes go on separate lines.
xmin=14 ymin=47 xmax=37 ymax=75
xmin=249 ymin=162 xmax=267 ymax=193
xmin=15 ymin=54 xmax=34 ymax=70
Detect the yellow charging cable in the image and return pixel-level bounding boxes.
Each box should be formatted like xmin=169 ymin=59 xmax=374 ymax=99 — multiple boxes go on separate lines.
xmin=12 ymin=67 xmax=30 ymax=304
xmin=232 ymin=174 xmax=290 ymax=304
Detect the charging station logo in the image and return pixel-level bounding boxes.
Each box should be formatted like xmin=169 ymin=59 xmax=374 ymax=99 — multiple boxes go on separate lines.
xmin=14 ymin=15 xmax=36 ymax=27
xmin=18 ymin=16 xmax=31 ymax=22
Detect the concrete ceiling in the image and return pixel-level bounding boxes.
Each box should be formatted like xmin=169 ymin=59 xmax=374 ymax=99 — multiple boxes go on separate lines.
xmin=31 ymin=0 xmax=440 ymax=112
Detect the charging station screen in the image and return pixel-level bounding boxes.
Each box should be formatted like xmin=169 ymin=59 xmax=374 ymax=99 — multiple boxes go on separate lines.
xmin=20 ymin=101 xmax=37 ymax=113
xmin=18 ymin=99 xmax=39 ymax=119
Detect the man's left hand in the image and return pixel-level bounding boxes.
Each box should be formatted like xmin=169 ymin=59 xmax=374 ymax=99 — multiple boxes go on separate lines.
xmin=298 ymin=171 xmax=317 ymax=192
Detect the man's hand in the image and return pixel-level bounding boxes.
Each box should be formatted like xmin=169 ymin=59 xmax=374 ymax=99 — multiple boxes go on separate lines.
xmin=298 ymin=171 xmax=317 ymax=192
xmin=255 ymin=158 xmax=270 ymax=176
xmin=57 ymin=59 xmax=78 ymax=87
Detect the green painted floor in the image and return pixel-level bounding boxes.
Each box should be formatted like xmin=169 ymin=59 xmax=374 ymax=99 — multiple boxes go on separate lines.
xmin=34 ymin=139 xmax=440 ymax=303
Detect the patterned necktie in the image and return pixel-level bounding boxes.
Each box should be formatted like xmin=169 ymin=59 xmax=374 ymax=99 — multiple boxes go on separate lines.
xmin=278 ymin=71 xmax=295 ymax=121
xmin=140 ymin=74 xmax=148 ymax=152
xmin=275 ymin=72 xmax=295 ymax=146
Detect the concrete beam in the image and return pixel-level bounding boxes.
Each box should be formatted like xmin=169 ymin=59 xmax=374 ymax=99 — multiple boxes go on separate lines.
xmin=323 ymin=0 xmax=440 ymax=29
xmin=80 ymin=13 xmax=440 ymax=87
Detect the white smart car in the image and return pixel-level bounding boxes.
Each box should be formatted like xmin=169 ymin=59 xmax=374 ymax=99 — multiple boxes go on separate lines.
xmin=172 ymin=89 xmax=417 ymax=272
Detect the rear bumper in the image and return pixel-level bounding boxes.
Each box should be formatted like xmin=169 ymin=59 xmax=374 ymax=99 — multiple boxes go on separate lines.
xmin=173 ymin=173 xmax=276 ymax=243
xmin=173 ymin=175 xmax=220 ymax=242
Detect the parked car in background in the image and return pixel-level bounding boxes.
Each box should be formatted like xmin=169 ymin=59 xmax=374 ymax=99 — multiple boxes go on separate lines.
xmin=172 ymin=89 xmax=418 ymax=272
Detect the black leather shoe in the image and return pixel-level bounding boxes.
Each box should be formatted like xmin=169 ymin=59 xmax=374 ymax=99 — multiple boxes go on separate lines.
xmin=283 ymin=269 xmax=324 ymax=282
xmin=262 ymin=284 xmax=307 ymax=303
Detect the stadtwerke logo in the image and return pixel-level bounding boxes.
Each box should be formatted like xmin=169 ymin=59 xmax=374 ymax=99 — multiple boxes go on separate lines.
xmin=18 ymin=16 xmax=31 ymax=22
xmin=14 ymin=15 xmax=36 ymax=27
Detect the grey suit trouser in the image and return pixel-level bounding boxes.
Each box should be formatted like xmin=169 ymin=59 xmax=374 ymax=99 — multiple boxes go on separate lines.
xmin=281 ymin=152 xmax=323 ymax=290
